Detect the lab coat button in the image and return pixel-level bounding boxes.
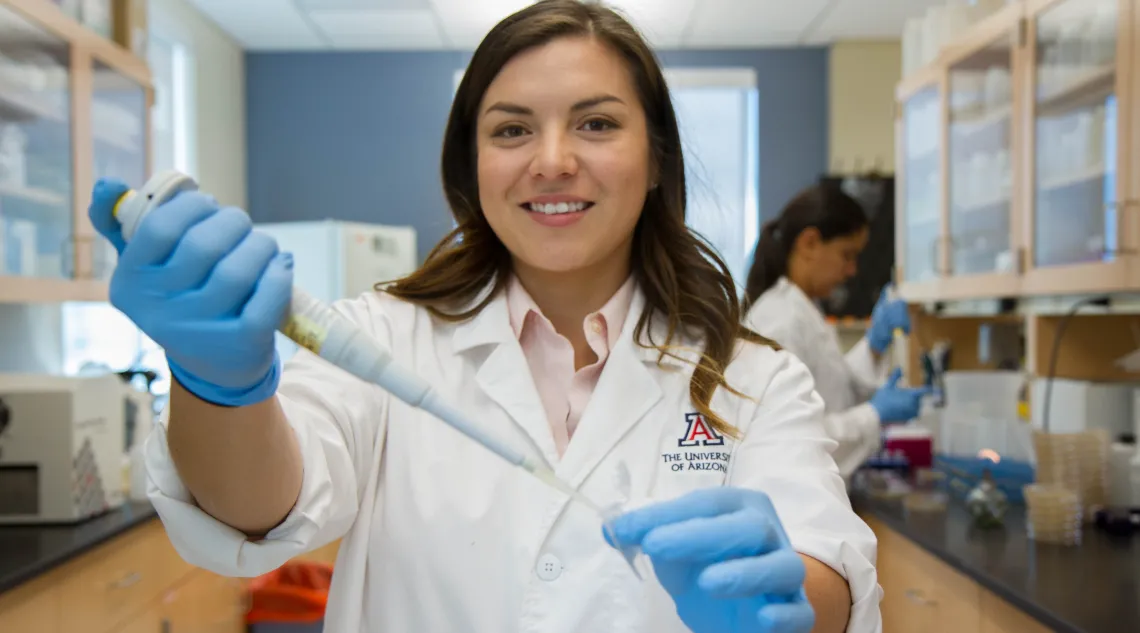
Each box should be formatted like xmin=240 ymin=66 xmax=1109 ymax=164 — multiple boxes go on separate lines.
xmin=535 ymin=553 xmax=563 ymax=581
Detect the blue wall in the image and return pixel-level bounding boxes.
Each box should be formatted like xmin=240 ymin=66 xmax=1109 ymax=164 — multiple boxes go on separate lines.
xmin=245 ymin=48 xmax=828 ymax=262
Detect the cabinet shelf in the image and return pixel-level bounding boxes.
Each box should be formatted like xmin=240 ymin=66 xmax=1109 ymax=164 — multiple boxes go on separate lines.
xmin=1038 ymin=165 xmax=1106 ymax=191
xmin=0 ymin=182 xmax=66 ymax=206
xmin=1037 ymin=65 xmax=1116 ymax=116
xmin=0 ymin=84 xmax=65 ymax=122
xmin=952 ymin=104 xmax=1012 ymax=128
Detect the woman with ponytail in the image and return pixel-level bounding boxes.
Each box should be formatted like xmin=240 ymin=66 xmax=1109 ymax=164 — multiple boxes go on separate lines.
xmin=744 ymin=182 xmax=928 ymax=480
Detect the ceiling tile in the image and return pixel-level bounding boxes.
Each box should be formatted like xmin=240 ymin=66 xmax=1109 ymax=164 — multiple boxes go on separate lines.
xmin=686 ymin=0 xmax=831 ymax=46
xmin=188 ymin=0 xmax=326 ymax=49
xmin=307 ymin=9 xmax=445 ymax=49
xmin=295 ymin=0 xmax=431 ymax=10
xmin=429 ymin=0 xmax=535 ymax=49
xmin=605 ymin=0 xmax=697 ymax=49
xmin=807 ymin=0 xmax=943 ymax=41
xmin=685 ymin=30 xmax=805 ymax=48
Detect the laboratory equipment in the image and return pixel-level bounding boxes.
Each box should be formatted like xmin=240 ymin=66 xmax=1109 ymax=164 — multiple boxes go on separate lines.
xmin=965 ymin=470 xmax=1008 ymax=528
xmin=885 ymin=282 xmax=909 ymax=375
xmin=883 ymin=426 xmax=933 ymax=469
xmin=111 ymin=170 xmax=642 ymax=577
xmin=1030 ymin=378 xmax=1138 ymax=436
xmin=1033 ymin=430 xmax=1110 ymax=523
xmin=1023 ymin=483 xmax=1082 ymax=546
xmin=254 ymin=220 xmax=418 ymax=363
xmin=0 ymin=372 xmax=126 ymax=524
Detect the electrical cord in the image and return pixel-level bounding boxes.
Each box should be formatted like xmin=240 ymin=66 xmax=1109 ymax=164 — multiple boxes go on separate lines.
xmin=1041 ymin=296 xmax=1110 ymax=433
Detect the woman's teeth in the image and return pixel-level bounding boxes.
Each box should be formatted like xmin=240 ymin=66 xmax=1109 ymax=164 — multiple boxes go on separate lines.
xmin=527 ymin=201 xmax=590 ymax=215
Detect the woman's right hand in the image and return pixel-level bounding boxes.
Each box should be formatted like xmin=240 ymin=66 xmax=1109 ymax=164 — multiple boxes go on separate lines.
xmin=869 ymin=368 xmax=929 ymax=424
xmin=88 ymin=178 xmax=294 ymax=407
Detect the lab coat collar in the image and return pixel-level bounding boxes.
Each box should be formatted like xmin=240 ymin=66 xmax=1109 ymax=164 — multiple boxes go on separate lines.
xmin=451 ymin=278 xmax=514 ymax=353
xmin=450 ymin=279 xmax=673 ymax=479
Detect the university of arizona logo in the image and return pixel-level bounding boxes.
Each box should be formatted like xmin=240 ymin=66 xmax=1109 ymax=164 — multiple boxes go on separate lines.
xmin=678 ymin=412 xmax=725 ymax=447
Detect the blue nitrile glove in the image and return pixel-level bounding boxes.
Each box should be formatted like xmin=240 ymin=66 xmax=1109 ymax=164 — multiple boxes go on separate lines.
xmin=607 ymin=487 xmax=815 ymax=633
xmin=89 ymin=178 xmax=293 ymax=407
xmin=869 ymin=368 xmax=929 ymax=424
xmin=866 ymin=286 xmax=910 ymax=354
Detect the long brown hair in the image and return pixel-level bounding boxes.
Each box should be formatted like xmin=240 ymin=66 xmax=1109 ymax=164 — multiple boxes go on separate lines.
xmin=384 ymin=0 xmax=775 ymax=437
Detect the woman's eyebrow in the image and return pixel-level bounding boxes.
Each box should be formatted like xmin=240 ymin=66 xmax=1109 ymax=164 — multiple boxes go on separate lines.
xmin=482 ymin=94 xmax=625 ymax=117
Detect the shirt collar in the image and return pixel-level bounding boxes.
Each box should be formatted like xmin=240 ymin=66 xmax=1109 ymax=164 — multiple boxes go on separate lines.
xmin=506 ymin=274 xmax=636 ymax=348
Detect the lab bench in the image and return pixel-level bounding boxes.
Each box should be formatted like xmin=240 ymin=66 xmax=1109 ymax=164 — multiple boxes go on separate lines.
xmin=0 ymin=503 xmax=339 ymax=633
xmin=854 ymin=493 xmax=1140 ymax=633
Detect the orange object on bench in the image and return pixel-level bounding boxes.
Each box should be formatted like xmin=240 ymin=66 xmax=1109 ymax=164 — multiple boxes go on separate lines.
xmin=245 ymin=561 xmax=332 ymax=624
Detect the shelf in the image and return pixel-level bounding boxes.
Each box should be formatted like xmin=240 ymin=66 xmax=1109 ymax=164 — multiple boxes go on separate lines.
xmin=94 ymin=129 xmax=139 ymax=152
xmin=1036 ymin=65 xmax=1115 ymax=116
xmin=1038 ymin=165 xmax=1106 ymax=192
xmin=951 ymin=104 xmax=1011 ymax=128
xmin=908 ymin=213 xmax=942 ymax=227
xmin=0 ymin=276 xmax=108 ymax=303
xmin=953 ymin=195 xmax=1010 ymax=215
xmin=0 ymin=82 xmax=66 ymax=122
xmin=0 ymin=182 xmax=67 ymax=206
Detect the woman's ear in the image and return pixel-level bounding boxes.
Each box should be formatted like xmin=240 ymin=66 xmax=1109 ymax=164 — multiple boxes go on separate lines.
xmin=794 ymin=226 xmax=823 ymax=256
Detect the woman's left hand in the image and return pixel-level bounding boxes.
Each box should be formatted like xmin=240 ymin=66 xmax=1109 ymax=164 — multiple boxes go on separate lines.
xmin=607 ymin=487 xmax=816 ymax=633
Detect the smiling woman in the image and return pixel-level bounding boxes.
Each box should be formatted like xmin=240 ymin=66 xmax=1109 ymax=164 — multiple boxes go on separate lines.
xmin=88 ymin=1 xmax=881 ymax=632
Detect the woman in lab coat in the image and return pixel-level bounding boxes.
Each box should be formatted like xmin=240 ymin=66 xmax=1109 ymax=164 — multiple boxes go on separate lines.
xmin=88 ymin=2 xmax=879 ymax=632
xmin=743 ymin=183 xmax=928 ymax=480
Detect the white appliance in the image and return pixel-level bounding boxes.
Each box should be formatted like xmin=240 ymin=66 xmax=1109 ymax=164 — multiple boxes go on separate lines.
xmin=1030 ymin=378 xmax=1137 ymax=437
xmin=254 ymin=220 xmax=418 ymax=361
xmin=0 ymin=373 xmax=126 ymax=524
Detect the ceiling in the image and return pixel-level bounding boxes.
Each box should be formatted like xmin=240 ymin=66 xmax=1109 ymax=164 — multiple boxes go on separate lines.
xmin=186 ymin=0 xmax=942 ymax=51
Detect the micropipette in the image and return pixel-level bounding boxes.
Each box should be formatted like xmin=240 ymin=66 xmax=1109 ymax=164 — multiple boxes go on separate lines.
xmin=111 ymin=170 xmax=641 ymax=578
xmin=884 ymin=275 xmax=909 ymax=379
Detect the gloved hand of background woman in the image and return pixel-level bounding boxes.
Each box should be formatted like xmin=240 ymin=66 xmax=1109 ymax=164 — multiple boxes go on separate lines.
xmin=866 ymin=286 xmax=910 ymax=354
xmin=88 ymin=178 xmax=293 ymax=407
xmin=607 ymin=487 xmax=815 ymax=633
xmin=869 ymin=368 xmax=929 ymax=424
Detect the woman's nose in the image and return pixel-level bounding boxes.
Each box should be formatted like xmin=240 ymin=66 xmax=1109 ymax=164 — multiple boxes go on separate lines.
xmin=529 ymin=131 xmax=578 ymax=179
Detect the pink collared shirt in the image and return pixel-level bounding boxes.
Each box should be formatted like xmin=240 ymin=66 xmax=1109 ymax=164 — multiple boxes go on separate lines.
xmin=506 ymin=275 xmax=636 ymax=458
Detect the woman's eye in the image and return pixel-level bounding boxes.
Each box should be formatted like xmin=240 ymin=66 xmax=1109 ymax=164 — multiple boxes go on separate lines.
xmin=581 ymin=118 xmax=617 ymax=132
xmin=494 ymin=125 xmax=528 ymax=139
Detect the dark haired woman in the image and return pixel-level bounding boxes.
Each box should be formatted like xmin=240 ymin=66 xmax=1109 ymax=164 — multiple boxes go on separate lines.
xmin=744 ymin=183 xmax=928 ymax=481
xmin=88 ymin=2 xmax=880 ymax=631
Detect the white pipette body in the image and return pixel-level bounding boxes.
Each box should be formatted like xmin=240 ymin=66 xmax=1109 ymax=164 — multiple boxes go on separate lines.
xmin=112 ymin=171 xmax=545 ymax=483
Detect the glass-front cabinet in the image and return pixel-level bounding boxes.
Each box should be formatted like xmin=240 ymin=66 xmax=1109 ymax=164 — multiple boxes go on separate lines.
xmin=1023 ymin=0 xmax=1132 ymax=294
xmin=91 ymin=60 xmax=147 ymax=280
xmin=897 ymin=83 xmax=944 ymax=298
xmin=0 ymin=4 xmax=72 ymax=282
xmin=0 ymin=0 xmax=152 ymax=302
xmin=894 ymin=0 xmax=1137 ymax=302
xmin=947 ymin=35 xmax=1018 ymax=282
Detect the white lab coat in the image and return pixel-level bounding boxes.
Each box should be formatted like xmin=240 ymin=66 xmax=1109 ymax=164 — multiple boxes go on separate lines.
xmin=145 ymin=282 xmax=882 ymax=633
xmin=744 ymin=277 xmax=890 ymax=480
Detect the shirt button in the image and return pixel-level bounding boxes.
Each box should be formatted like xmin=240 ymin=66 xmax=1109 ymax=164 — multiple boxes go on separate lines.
xmin=590 ymin=319 xmax=603 ymax=334
xmin=535 ymin=553 xmax=563 ymax=581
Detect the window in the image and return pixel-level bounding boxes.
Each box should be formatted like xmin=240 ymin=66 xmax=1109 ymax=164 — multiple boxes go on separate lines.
xmin=148 ymin=33 xmax=196 ymax=176
xmin=666 ymin=68 xmax=761 ymax=295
